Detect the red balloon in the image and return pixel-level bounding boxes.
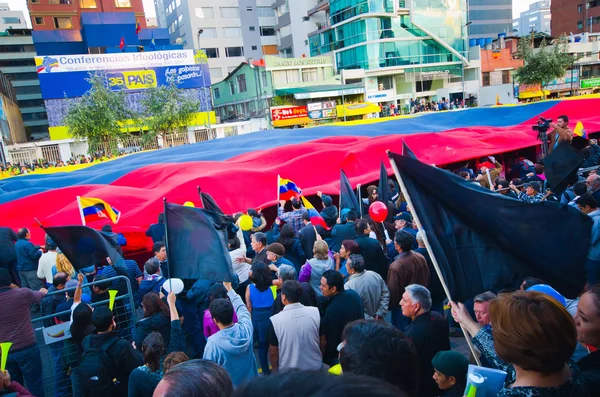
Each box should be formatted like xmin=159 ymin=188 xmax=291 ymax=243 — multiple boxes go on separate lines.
xmin=369 ymin=201 xmax=388 ymax=223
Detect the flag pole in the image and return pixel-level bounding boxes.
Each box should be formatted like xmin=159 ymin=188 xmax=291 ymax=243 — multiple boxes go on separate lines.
xmin=277 ymin=174 xmax=281 ymax=206
xmin=197 ymin=186 xmax=205 ymax=208
xmin=357 ymin=184 xmax=363 ymax=218
xmin=162 ymin=197 xmax=173 ymax=292
xmin=387 ymin=150 xmax=481 ymax=366
xmin=338 ymin=170 xmax=342 ymax=219
xmin=76 ymin=196 xmax=86 ymax=226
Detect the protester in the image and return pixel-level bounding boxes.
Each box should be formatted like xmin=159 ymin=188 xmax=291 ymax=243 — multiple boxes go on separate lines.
xmin=203 ymin=281 xmax=258 ymax=387
xmin=268 ymin=280 xmax=322 ymax=372
xmin=587 ymin=174 xmax=600 ymax=204
xmin=386 ymin=212 xmax=416 ymax=260
xmin=244 ymin=262 xmax=274 ymax=375
xmin=247 ymin=208 xmax=267 ymax=233
xmin=128 ymin=292 xmax=185 ymax=397
xmin=330 ymin=210 xmax=357 ymax=252
xmin=353 ymin=219 xmax=388 ymax=280
xmin=15 ymin=228 xmax=43 ymax=297
xmin=298 ymin=240 xmax=335 ymax=302
xmin=318 ymin=192 xmax=339 ymax=229
xmin=547 ymin=115 xmax=574 ymax=153
xmin=204 ymin=283 xmax=238 ymax=338
xmin=344 ymin=254 xmax=390 ymax=320
xmin=577 ymin=193 xmax=600 ymax=285
xmin=0 ymin=268 xmax=47 ymax=397
xmin=79 ymin=306 xmax=143 ymax=396
xmin=139 ymin=261 xmax=166 ymax=301
xmin=145 ymin=214 xmax=165 ymax=244
xmin=510 ymin=181 xmax=545 ymax=203
xmin=238 ymin=232 xmax=268 ymax=266
xmin=575 ymin=284 xmax=600 ymax=392
xmin=275 ymin=223 xmax=306 ymax=273
xmin=319 ymin=270 xmax=364 ymax=366
xmin=340 ymin=320 xmax=419 ymax=395
xmin=37 ymin=237 xmax=58 ymax=286
xmin=401 ymin=284 xmax=450 ymax=397
xmin=266 ymin=242 xmax=294 ymax=272
xmin=162 ymin=351 xmax=189 ymax=373
xmin=41 ymin=272 xmax=68 ymax=327
xmin=133 ymin=292 xmax=171 ymax=350
xmin=229 ymin=230 xmax=250 ymax=299
xmin=414 ymin=231 xmax=445 ymax=313
xmin=91 ymin=274 xmax=111 ymax=303
xmin=431 ymin=350 xmax=469 ymax=397
xmin=298 ymin=213 xmax=325 ymax=260
xmin=0 ymin=227 xmax=18 ymax=285
xmin=271 ymin=265 xmax=317 ymax=316
xmin=473 ymin=291 xmax=496 ymax=326
xmin=144 ymin=242 xmax=169 ymax=278
xmin=567 ymin=181 xmax=589 ymax=209
xmin=452 ymin=291 xmax=590 ymax=396
xmin=387 ymin=231 xmax=429 ymax=331
xmin=153 ymin=359 xmax=234 ymax=397
xmin=278 ymin=198 xmax=306 ymax=235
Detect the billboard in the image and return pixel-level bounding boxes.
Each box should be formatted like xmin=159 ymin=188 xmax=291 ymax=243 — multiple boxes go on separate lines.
xmin=271 ymin=106 xmax=308 ymax=122
xmin=307 ymin=100 xmax=337 ymax=120
xmin=35 ymin=50 xmax=210 ymax=99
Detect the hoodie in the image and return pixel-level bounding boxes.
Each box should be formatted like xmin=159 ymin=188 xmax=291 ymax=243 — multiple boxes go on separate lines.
xmin=138 ymin=274 xmax=166 ymax=301
xmin=202 ymin=289 xmax=258 ymax=387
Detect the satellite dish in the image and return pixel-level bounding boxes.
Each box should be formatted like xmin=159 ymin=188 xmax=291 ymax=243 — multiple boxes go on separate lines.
xmin=175 ymin=37 xmax=183 ymax=44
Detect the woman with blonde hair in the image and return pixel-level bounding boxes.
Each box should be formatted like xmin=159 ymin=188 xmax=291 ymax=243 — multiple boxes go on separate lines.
xmin=298 ymin=240 xmax=334 ymax=303
xmin=54 ymin=252 xmax=76 ymax=278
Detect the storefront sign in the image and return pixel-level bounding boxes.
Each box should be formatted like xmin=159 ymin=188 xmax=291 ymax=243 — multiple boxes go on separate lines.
xmin=265 ymin=55 xmax=333 ymax=70
xmin=307 ymin=100 xmax=337 ymax=119
xmin=545 ymin=70 xmax=579 ymax=91
xmin=271 ymin=106 xmax=308 ymax=121
xmin=581 ymin=77 xmax=600 ymax=89
xmin=366 ymin=89 xmax=396 ymax=103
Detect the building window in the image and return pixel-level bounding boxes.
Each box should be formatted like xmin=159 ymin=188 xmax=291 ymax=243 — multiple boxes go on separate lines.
xmin=578 ymin=20 xmax=584 ymax=30
xmin=200 ymin=28 xmax=216 ymax=38
xmin=115 ymin=0 xmax=131 ymax=7
xmin=80 ymin=0 xmax=97 ymax=8
xmin=246 ymin=6 xmax=252 ymax=11
xmin=257 ymin=6 xmax=275 ymax=17
xmin=214 ymin=87 xmax=220 ymax=99
xmin=230 ymin=80 xmax=235 ymax=95
xmin=261 ymin=71 xmax=268 ymax=86
xmin=482 ymin=72 xmax=490 ymax=87
xmin=225 ymin=46 xmax=244 ymax=57
xmin=220 ymin=7 xmax=239 ymax=18
xmin=2 ymin=16 xmax=21 ymax=24
xmin=578 ymin=4 xmax=583 ymax=13
xmin=302 ymin=68 xmax=319 ymax=83
xmin=237 ymin=74 xmax=247 ymax=92
xmin=203 ymin=48 xmax=219 ymax=58
xmin=30 ymin=0 xmax=40 ymax=3
xmin=260 ymin=26 xmax=275 ymax=36
xmin=33 ymin=16 xmax=44 ymax=25
xmin=53 ymin=17 xmax=72 ymax=29
xmin=251 ymin=45 xmax=258 ymax=50
xmin=223 ymin=27 xmax=242 ymax=38
xmin=196 ymin=7 xmax=214 ymax=18
xmin=210 ymin=68 xmax=222 ymax=78
xmin=249 ymin=26 xmax=255 ymax=31
xmin=502 ymin=70 xmax=511 ymax=84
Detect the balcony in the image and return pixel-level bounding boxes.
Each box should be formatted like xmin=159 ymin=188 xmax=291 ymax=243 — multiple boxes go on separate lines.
xmin=397 ymin=0 xmax=409 ymax=15
xmin=308 ymin=21 xmax=331 ymax=37
xmin=307 ymin=0 xmax=330 ymax=17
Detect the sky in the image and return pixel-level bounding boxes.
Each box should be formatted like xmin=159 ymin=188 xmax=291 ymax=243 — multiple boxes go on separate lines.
xmin=6 ymin=0 xmax=537 ymax=31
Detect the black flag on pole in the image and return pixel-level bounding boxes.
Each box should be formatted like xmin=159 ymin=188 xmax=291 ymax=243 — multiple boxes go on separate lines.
xmin=340 ymin=169 xmax=360 ymax=214
xmin=388 ymin=151 xmax=591 ymax=301
xmin=165 ymin=202 xmax=234 ymax=281
xmin=377 ymin=160 xmax=389 ymax=204
xmin=200 ymin=192 xmax=225 ymax=215
xmin=402 ymin=140 xmax=418 ymax=159
xmin=44 ymin=226 xmax=125 ymax=271
xmin=544 ymin=142 xmax=583 ymax=197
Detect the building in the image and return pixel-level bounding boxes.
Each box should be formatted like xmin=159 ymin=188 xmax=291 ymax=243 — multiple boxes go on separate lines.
xmin=28 ymin=0 xmax=147 ymax=32
xmin=155 ymin=0 xmax=280 ymax=83
xmin=468 ymin=0 xmax=513 ymax=40
xmin=0 ymin=70 xmax=26 ymax=146
xmin=512 ymin=1 xmax=551 ymax=36
xmin=273 ymin=0 xmax=322 ymax=58
xmin=0 ymin=28 xmax=48 ymax=140
xmin=211 ymin=59 xmax=273 ymax=121
xmin=146 ymin=16 xmax=157 ymax=27
xmin=0 ymin=3 xmax=28 ymax=32
xmin=552 ymin=0 xmax=600 ymax=36
xmin=308 ymin=0 xmax=481 ymax=109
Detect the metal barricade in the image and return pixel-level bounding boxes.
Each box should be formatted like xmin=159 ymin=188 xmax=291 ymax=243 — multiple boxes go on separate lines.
xmin=32 ymin=276 xmax=137 ymax=397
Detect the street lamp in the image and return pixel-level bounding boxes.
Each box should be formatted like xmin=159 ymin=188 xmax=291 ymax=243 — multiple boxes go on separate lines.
xmin=335 ymin=72 xmax=346 ymax=122
xmin=461 ymin=21 xmax=472 ymax=106
xmin=197 ymin=28 xmax=212 ymax=136
xmin=248 ymin=58 xmax=262 ymax=118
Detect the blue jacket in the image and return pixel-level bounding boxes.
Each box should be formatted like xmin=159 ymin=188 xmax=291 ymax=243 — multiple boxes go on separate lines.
xmin=145 ymin=223 xmax=165 ymax=243
xmin=203 ymin=289 xmax=258 ymax=387
xmin=138 ymin=275 xmax=166 ymax=301
xmin=273 ymin=256 xmax=294 ymax=269
xmin=329 ymin=222 xmax=356 ymax=252
xmin=15 ymin=238 xmax=42 ymax=271
xmin=588 ymin=209 xmax=600 ymax=261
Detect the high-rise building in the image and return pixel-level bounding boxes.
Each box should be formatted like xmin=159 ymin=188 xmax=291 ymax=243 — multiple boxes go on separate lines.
xmin=0 ymin=28 xmax=48 ymax=140
xmin=552 ymin=0 xmax=600 ymax=36
xmin=155 ymin=0 xmax=280 ymax=83
xmin=513 ymin=1 xmax=551 ymax=36
xmin=28 ymin=0 xmax=146 ymax=32
xmin=0 ymin=3 xmax=28 ymax=31
xmin=467 ymin=0 xmax=512 ymax=40
xmin=272 ymin=0 xmax=322 ymax=58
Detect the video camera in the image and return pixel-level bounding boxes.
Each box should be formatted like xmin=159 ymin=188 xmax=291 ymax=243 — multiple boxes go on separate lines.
xmin=532 ymin=117 xmax=552 ymax=155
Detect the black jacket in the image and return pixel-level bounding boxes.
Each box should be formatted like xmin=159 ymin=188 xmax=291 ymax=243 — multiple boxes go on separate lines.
xmin=41 ymin=286 xmax=66 ymax=327
xmin=415 ymin=248 xmax=445 ymax=306
xmin=353 ymin=235 xmax=388 ymax=280
xmin=578 ymin=350 xmax=600 ymax=394
xmin=0 ymin=227 xmax=17 ymax=267
xmin=298 ymin=222 xmax=325 ymax=260
xmin=133 ymin=312 xmax=171 ymax=351
xmin=145 ymin=223 xmax=165 ymax=244
xmin=320 ymin=205 xmax=339 ymax=229
xmin=329 ymin=222 xmax=356 ymax=253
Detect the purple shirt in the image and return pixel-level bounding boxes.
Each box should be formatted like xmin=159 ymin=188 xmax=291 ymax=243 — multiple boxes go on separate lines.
xmin=203 ymin=308 xmax=238 ymax=338
xmin=0 ymin=288 xmax=44 ymax=350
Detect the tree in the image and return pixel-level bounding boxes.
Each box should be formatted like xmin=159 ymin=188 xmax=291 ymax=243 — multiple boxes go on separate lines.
xmin=513 ymin=34 xmax=577 ymax=98
xmin=64 ymin=72 xmax=135 ymax=155
xmin=140 ymin=82 xmax=200 ymax=144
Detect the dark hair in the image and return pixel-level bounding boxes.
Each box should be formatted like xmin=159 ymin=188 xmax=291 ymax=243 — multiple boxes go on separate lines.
xmin=142 ymin=292 xmax=169 ymax=319
xmin=574 ymin=181 xmax=588 ymax=196
xmin=277 ymin=224 xmax=296 ymax=247
xmin=557 ymin=115 xmax=569 ymax=124
xmin=301 ymin=212 xmax=311 ymax=222
xmin=281 ymin=280 xmax=303 ymax=304
xmin=458 ymin=171 xmax=469 ymax=179
xmin=346 ymin=210 xmax=358 ymax=222
xmin=232 ymin=370 xmax=406 ymax=397
xmin=341 ymin=239 xmax=360 ymax=254
xmin=578 ymin=193 xmax=598 ymax=209
xmin=158 ymin=213 xmax=165 ymax=224
xmin=163 ymin=351 xmax=189 ymax=373
xmin=534 ymin=164 xmax=545 ymax=175
xmin=142 ymin=332 xmax=165 ymax=372
xmin=159 ymin=359 xmax=233 ymax=397
xmin=291 ymin=198 xmax=301 ymax=210
xmin=53 ymin=272 xmax=69 ymax=288
xmin=228 ymin=236 xmax=241 ymax=251
xmin=496 ymin=178 xmax=510 ymax=189
xmin=340 ymin=320 xmax=419 ymax=394
xmin=250 ymin=262 xmax=272 ymax=292
xmin=209 ymin=298 xmax=234 ymax=326
xmin=70 ymin=304 xmax=94 ymax=349
xmin=93 ymin=274 xmax=111 ymax=291
xmin=101 ymin=224 xmax=113 ymax=233
xmin=354 ymin=219 xmax=370 ymax=235
xmin=91 ymin=306 xmax=114 ymax=332
xmin=153 ymin=241 xmax=165 ymax=255
xmin=253 ymin=232 xmax=267 ymax=247
xmin=347 ymin=254 xmax=365 ymax=273
xmin=17 ymin=228 xmax=28 ymax=239
xmin=145 ymin=260 xmax=160 ymax=276
xmin=322 ymin=270 xmax=344 ymax=293
xmin=522 ymin=277 xmax=545 ymax=290
xmin=394 ymin=230 xmax=414 ymax=252
xmin=210 ymin=283 xmax=228 ymax=301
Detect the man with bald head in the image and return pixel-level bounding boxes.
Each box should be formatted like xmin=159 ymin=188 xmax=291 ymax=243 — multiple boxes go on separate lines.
xmin=587 ymin=174 xmax=600 ymax=205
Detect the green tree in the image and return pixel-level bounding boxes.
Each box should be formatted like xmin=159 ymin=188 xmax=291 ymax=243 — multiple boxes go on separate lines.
xmin=64 ymin=72 xmax=135 ymax=154
xmin=140 ymin=82 xmax=200 ymax=144
xmin=513 ymin=34 xmax=577 ymax=98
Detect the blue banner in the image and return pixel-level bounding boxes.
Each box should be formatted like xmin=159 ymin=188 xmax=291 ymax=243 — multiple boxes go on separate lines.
xmin=37 ymin=63 xmax=210 ymax=99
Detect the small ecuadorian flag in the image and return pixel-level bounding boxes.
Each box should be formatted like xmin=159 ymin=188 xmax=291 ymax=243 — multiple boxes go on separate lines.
xmin=78 ymin=196 xmax=121 ymax=224
xmin=279 ymin=177 xmax=302 ymax=201
xmin=574 ymin=121 xmax=587 ymax=139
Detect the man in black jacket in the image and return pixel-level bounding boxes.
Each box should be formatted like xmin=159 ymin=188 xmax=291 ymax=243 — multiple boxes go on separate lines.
xmin=0 ymin=227 xmax=18 ymax=285
xmin=353 ymin=220 xmax=388 ymax=280
xmin=329 ymin=210 xmax=357 ymax=252
xmin=298 ymin=213 xmax=325 ymax=260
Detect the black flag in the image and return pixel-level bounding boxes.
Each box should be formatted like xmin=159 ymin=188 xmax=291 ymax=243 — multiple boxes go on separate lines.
xmin=402 ymin=140 xmax=418 ymax=159
xmin=201 ymin=191 xmax=225 ymax=215
xmin=44 ymin=226 xmax=124 ymax=271
xmin=340 ymin=169 xmax=360 ymax=214
xmin=544 ymin=142 xmax=583 ymax=197
xmin=388 ymin=151 xmax=591 ymax=301
xmin=377 ymin=160 xmax=390 ymax=204
xmin=165 ymin=203 xmax=234 ymax=281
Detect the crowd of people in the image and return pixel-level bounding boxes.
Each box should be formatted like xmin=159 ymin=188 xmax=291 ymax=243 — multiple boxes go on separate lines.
xmin=1 ymin=113 xmax=600 ymax=397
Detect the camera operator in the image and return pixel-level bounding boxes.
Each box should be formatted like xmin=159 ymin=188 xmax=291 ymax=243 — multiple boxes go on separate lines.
xmin=547 ymin=115 xmax=573 ymax=154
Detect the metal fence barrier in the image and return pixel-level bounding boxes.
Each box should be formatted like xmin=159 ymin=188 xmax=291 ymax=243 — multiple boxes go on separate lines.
xmin=32 ymin=275 xmax=137 ymax=397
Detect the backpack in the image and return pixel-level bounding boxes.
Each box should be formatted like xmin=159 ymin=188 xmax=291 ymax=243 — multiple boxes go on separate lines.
xmin=78 ymin=337 xmax=122 ymax=397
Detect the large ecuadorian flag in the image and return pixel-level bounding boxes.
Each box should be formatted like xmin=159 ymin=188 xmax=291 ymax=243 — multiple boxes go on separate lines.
xmin=78 ymin=197 xmax=121 ymax=224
